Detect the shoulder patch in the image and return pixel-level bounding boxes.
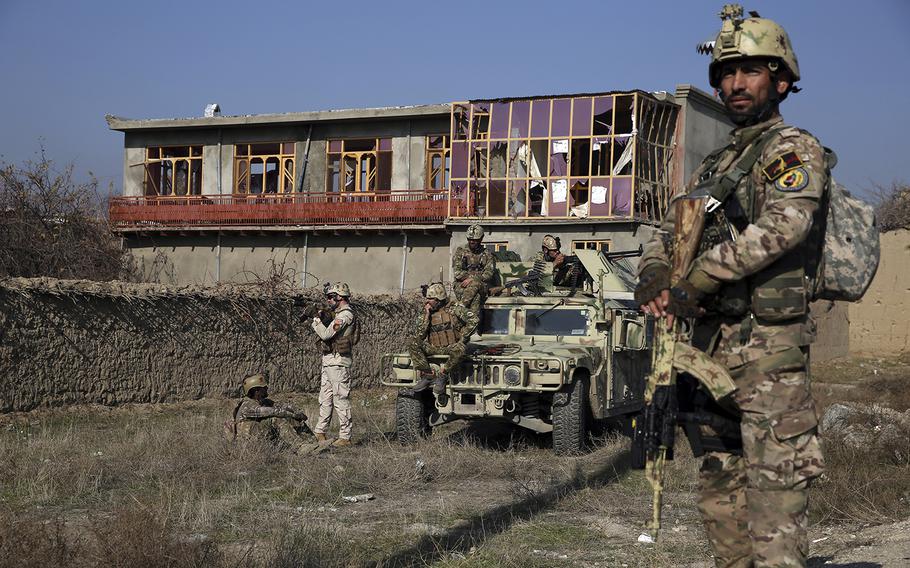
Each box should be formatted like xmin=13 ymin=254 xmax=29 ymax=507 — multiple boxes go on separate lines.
xmin=775 ymin=167 xmax=810 ymax=192
xmin=762 ymin=151 xmax=803 ymax=181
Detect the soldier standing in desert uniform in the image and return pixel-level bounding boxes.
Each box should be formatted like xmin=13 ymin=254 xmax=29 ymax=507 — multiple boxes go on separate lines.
xmin=231 ymin=373 xmax=320 ymax=454
xmin=408 ymin=282 xmax=478 ymax=404
xmin=311 ymin=282 xmax=357 ymax=447
xmin=635 ymin=6 xmax=826 ymax=567
xmin=452 ymin=224 xmax=495 ymax=317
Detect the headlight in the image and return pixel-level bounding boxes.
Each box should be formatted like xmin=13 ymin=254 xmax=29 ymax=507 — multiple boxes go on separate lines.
xmin=504 ymin=365 xmax=522 ymax=386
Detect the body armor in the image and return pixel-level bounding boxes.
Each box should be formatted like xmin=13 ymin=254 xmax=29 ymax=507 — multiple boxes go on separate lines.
xmin=428 ymin=308 xmax=459 ymax=347
xmin=694 ymin=124 xmax=814 ymax=322
xmin=320 ymin=307 xmax=356 ymax=355
xmin=461 ymin=250 xmax=488 ymax=273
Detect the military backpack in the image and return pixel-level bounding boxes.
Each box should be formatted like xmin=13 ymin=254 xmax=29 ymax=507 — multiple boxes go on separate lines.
xmin=810 ymin=156 xmax=880 ymax=302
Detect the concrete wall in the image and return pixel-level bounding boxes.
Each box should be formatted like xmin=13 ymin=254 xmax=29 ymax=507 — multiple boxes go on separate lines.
xmin=0 ymin=278 xmax=422 ymax=412
xmin=125 ymin=232 xmax=450 ymax=294
xmin=122 ymin=116 xmax=449 ymax=197
xmin=674 ymin=85 xmax=732 ymax=185
xmin=849 ymin=229 xmax=910 ymax=355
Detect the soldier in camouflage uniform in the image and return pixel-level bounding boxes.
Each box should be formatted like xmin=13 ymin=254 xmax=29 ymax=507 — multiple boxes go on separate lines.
xmin=231 ymin=373 xmax=321 ymax=454
xmin=452 ymin=224 xmax=495 ymax=317
xmin=408 ymin=282 xmax=478 ymax=403
xmin=534 ymin=235 xmax=576 ymax=287
xmin=636 ymin=6 xmax=826 ymax=567
xmin=311 ymin=282 xmax=357 ymax=447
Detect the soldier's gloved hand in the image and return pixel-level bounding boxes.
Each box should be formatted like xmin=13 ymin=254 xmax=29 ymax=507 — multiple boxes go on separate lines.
xmin=635 ymin=264 xmax=670 ymax=307
xmin=294 ymin=411 xmax=308 ymax=422
xmin=666 ymin=279 xmax=704 ymax=318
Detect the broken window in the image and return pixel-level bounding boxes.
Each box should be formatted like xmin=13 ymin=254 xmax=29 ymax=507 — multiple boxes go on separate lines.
xmin=324 ymin=138 xmax=392 ymax=193
xmin=234 ymin=142 xmax=295 ymax=195
xmin=144 ymin=145 xmax=203 ymax=197
xmin=483 ymin=242 xmax=509 ymax=253
xmin=447 ymin=91 xmax=678 ymax=222
xmin=425 ymin=135 xmax=450 ymax=191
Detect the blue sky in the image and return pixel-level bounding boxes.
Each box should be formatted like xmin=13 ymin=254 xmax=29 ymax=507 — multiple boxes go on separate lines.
xmin=1 ymin=0 xmax=907 ymax=196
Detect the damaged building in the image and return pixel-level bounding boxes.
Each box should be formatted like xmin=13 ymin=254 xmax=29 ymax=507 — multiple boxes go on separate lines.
xmin=107 ymin=85 xmax=730 ymax=292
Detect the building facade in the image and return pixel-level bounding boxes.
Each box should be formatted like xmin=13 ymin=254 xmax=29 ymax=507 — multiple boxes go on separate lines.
xmin=108 ymin=85 xmax=730 ymax=293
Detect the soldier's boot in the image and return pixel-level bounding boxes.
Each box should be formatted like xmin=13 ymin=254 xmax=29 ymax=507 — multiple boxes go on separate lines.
xmin=410 ymin=371 xmax=435 ymax=393
xmin=433 ymin=374 xmax=449 ymax=406
xmin=332 ymin=438 xmax=352 ymax=448
xmin=314 ymin=432 xmax=327 ymax=443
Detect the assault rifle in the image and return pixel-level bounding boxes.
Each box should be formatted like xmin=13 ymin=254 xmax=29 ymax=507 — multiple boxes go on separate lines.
xmin=631 ymin=189 xmax=739 ymax=542
xmin=490 ymin=260 xmax=548 ymax=296
xmin=293 ymin=292 xmax=333 ymax=327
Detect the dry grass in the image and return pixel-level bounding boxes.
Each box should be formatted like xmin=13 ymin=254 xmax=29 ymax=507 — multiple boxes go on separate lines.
xmin=2 ymin=354 xmax=910 ymax=566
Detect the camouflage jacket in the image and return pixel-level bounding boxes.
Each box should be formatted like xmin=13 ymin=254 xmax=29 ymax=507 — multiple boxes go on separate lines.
xmin=453 ymin=245 xmax=495 ymax=284
xmin=639 ymin=115 xmax=827 ymax=367
xmin=235 ymin=398 xmax=301 ymax=423
xmin=415 ymin=302 xmax=478 ymax=345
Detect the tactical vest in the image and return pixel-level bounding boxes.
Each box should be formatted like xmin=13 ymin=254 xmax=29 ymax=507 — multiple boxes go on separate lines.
xmin=428 ymin=309 xmax=459 ymax=347
xmin=320 ymin=307 xmax=358 ymax=356
xmin=461 ymin=249 xmax=488 ymax=273
xmin=692 ymin=124 xmax=821 ymax=324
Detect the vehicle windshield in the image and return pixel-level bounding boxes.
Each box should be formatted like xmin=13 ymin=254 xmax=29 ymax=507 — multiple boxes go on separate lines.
xmin=525 ymin=308 xmax=589 ymax=336
xmin=481 ymin=308 xmax=510 ymax=335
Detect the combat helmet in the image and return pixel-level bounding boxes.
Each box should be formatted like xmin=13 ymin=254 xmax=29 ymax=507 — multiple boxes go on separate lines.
xmin=243 ymin=373 xmax=268 ymax=396
xmin=326 ymin=282 xmax=351 ymax=298
xmin=424 ymin=282 xmax=449 ymax=302
xmin=466 ymin=224 xmax=485 ymax=241
xmin=541 ymin=234 xmax=561 ymax=251
xmin=700 ymin=4 xmax=800 ymax=91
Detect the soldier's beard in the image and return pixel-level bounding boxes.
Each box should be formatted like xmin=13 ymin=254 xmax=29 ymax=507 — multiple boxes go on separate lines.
xmin=724 ymin=86 xmax=780 ymax=126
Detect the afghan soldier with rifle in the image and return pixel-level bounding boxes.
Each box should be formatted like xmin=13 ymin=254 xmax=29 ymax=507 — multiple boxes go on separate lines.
xmin=634 ymin=5 xmax=828 ymax=567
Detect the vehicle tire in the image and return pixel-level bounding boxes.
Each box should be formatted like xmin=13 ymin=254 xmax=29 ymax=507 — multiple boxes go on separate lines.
xmin=552 ymin=375 xmax=588 ymax=456
xmin=396 ymin=392 xmax=431 ymax=444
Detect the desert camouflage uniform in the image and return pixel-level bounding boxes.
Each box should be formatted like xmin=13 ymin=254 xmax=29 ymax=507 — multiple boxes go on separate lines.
xmin=640 ymin=115 xmax=826 ymax=567
xmin=452 ymin=245 xmax=495 ymax=316
xmin=312 ymin=306 xmax=356 ymax=441
xmin=408 ymin=302 xmax=478 ymax=375
xmin=234 ymin=398 xmax=315 ymax=452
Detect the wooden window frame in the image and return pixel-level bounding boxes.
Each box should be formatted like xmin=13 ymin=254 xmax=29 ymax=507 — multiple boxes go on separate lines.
xmin=325 ymin=138 xmax=392 ymax=194
xmin=233 ymin=142 xmax=296 ymax=195
xmin=483 ymin=241 xmax=509 ymax=253
xmin=425 ymin=135 xmax=450 ymax=191
xmin=570 ymin=240 xmax=612 ymax=252
xmin=144 ymin=145 xmax=203 ymax=197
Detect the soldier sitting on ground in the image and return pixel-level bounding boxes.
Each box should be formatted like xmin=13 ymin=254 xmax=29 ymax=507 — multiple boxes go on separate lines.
xmin=408 ymin=283 xmax=478 ymax=404
xmin=228 ymin=373 xmax=324 ymax=454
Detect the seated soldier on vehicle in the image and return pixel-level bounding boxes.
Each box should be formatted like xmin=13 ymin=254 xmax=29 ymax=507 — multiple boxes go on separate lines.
xmin=228 ymin=373 xmax=323 ymax=454
xmin=533 ymin=234 xmax=582 ymax=287
xmin=408 ymin=283 xmax=478 ymax=404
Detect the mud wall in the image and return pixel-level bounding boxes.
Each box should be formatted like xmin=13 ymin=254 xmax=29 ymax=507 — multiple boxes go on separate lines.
xmin=0 ymin=278 xmax=421 ymax=412
xmin=849 ymin=229 xmax=910 ymax=355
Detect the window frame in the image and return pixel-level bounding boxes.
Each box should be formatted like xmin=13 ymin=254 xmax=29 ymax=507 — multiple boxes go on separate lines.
xmin=143 ymin=145 xmax=203 ymax=197
xmin=233 ymin=142 xmax=296 ymax=195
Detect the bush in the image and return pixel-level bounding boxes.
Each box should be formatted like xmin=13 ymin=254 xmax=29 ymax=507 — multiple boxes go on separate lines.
xmin=0 ymin=149 xmax=128 ymax=280
xmin=872 ymin=181 xmax=910 ymax=233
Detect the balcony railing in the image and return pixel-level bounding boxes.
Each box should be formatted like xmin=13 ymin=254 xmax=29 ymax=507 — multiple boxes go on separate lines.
xmin=109 ymin=190 xmax=449 ymax=229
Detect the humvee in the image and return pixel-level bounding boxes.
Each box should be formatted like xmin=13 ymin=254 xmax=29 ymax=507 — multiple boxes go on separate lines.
xmin=381 ymin=249 xmax=652 ymax=455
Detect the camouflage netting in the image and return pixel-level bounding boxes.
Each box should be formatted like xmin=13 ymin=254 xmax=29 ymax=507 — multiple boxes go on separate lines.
xmin=0 ymin=278 xmax=422 ymax=412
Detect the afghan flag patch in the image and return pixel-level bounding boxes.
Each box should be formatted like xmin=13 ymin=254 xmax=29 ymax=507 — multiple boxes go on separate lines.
xmin=775 ymin=167 xmax=810 ymax=192
xmin=762 ymin=151 xmax=803 ymax=181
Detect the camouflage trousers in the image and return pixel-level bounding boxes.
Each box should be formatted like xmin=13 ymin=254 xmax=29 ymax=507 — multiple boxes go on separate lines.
xmin=408 ymin=339 xmax=466 ymax=374
xmin=236 ymin=417 xmax=316 ymax=453
xmin=454 ymin=279 xmax=486 ymax=317
xmin=697 ymin=347 xmax=824 ymax=568
xmin=314 ymin=365 xmax=353 ymax=440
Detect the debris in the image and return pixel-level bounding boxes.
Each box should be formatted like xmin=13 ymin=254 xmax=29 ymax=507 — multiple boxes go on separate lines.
xmin=812 ymin=536 xmax=830 ymax=543
xmin=637 ymin=533 xmax=655 ymax=544
xmin=342 ymin=493 xmax=374 ymax=503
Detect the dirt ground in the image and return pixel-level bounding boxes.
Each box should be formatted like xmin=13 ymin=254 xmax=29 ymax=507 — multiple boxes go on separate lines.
xmin=2 ymin=355 xmax=909 ymax=567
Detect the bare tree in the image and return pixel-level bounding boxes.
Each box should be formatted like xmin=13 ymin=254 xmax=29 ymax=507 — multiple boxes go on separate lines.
xmin=0 ymin=149 xmax=127 ymax=280
xmin=871 ymin=181 xmax=910 ymax=233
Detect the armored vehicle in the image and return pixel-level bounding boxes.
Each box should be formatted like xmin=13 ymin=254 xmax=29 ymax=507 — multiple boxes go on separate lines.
xmin=381 ymin=249 xmax=652 ymax=455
